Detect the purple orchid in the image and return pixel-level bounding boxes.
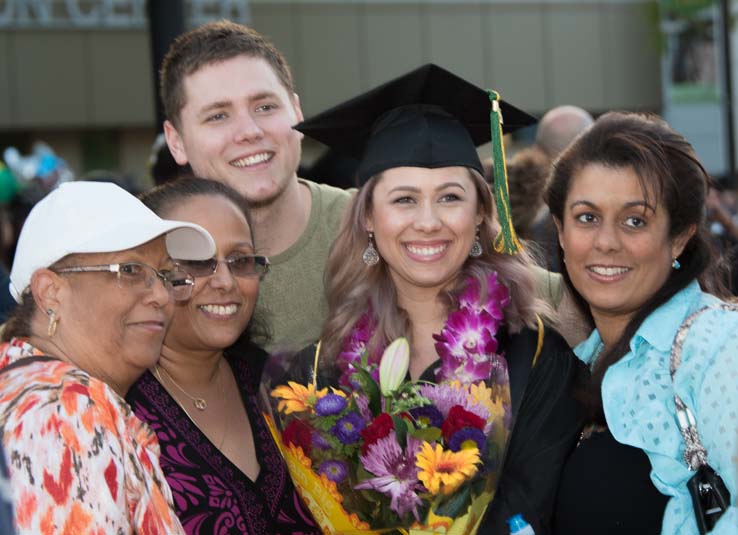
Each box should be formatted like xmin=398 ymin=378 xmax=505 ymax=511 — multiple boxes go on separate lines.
xmin=336 ymin=313 xmax=382 ymax=387
xmin=355 ymin=431 xmax=424 ymax=520
xmin=458 ymin=272 xmax=509 ymax=319
xmin=432 ymin=273 xmax=511 ymax=383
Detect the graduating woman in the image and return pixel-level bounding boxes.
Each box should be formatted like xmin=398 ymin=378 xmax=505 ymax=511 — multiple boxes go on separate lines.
xmin=295 ymin=64 xmax=586 ymax=534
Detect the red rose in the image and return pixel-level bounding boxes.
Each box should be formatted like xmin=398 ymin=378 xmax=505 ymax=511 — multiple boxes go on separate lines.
xmin=441 ymin=405 xmax=485 ymax=442
xmin=360 ymin=413 xmax=394 ymax=455
xmin=282 ymin=419 xmax=313 ymax=455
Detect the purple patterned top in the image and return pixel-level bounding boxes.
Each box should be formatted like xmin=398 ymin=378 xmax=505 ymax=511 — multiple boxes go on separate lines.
xmin=126 ymin=345 xmax=320 ymax=535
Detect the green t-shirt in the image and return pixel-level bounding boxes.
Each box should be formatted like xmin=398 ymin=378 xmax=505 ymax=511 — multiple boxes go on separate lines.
xmin=256 ymin=179 xmax=352 ymax=353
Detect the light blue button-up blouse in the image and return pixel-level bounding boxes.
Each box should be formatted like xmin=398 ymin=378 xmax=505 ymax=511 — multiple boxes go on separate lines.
xmin=575 ymin=280 xmax=738 ymax=534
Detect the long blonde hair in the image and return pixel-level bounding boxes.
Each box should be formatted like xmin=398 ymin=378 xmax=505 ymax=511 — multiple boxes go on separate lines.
xmin=320 ymin=169 xmax=547 ymax=366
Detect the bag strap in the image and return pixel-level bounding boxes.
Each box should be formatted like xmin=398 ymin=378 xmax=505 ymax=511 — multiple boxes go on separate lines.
xmin=670 ymin=302 xmax=738 ymax=470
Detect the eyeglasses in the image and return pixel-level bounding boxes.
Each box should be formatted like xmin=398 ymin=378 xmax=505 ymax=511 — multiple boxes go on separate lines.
xmin=54 ymin=262 xmax=195 ymax=302
xmin=175 ymin=253 xmax=270 ymax=280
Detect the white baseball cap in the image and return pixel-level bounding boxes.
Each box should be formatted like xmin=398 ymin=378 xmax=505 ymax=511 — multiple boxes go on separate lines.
xmin=9 ymin=181 xmax=216 ymax=303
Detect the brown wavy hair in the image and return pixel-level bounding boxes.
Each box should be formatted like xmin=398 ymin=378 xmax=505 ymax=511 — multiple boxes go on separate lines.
xmin=320 ymin=169 xmax=547 ymax=365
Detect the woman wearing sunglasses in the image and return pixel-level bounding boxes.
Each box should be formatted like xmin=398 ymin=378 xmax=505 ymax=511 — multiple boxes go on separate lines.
xmin=126 ymin=178 xmax=320 ymax=535
xmin=0 ymin=181 xmax=215 ymax=534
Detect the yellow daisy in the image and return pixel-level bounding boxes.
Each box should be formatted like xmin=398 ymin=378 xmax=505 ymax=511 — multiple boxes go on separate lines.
xmin=271 ymin=382 xmax=327 ymax=414
xmin=416 ymin=442 xmax=480 ymax=496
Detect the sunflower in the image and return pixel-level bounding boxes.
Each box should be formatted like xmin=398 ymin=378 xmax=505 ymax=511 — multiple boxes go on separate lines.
xmin=271 ymin=382 xmax=327 ymax=414
xmin=415 ymin=442 xmax=480 ymax=496
xmin=469 ymin=382 xmax=505 ymax=424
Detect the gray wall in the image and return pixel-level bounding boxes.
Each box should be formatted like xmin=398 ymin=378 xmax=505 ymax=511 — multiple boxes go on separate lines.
xmin=0 ymin=1 xmax=662 ymax=131
xmin=253 ymin=1 xmax=661 ymax=118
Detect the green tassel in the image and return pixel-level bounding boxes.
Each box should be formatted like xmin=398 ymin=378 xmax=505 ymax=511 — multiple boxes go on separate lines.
xmin=488 ymin=90 xmax=521 ymax=255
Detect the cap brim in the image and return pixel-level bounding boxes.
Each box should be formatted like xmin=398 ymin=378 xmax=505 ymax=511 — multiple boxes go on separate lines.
xmin=72 ymin=218 xmax=215 ymax=260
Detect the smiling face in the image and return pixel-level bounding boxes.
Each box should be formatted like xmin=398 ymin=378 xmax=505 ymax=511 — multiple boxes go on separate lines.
xmin=164 ymin=55 xmax=304 ymax=207
xmin=52 ymin=236 xmax=174 ymax=392
xmin=557 ymin=163 xmax=691 ymax=331
xmin=366 ymin=166 xmax=482 ymax=299
xmin=160 ymin=194 xmax=260 ymax=354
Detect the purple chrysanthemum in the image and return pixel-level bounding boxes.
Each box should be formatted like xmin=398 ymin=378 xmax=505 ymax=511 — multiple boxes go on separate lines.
xmin=355 ymin=431 xmax=424 ymax=519
xmin=318 ymin=460 xmax=349 ymax=483
xmin=331 ymin=412 xmax=365 ymax=444
xmin=312 ymin=432 xmax=332 ymax=450
xmin=315 ymin=393 xmax=347 ymax=416
xmin=419 ymin=383 xmax=490 ymax=430
xmin=409 ymin=405 xmax=444 ymax=428
xmin=448 ymin=427 xmax=487 ymax=454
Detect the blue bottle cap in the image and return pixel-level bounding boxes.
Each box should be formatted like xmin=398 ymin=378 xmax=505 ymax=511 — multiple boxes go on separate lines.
xmin=507 ymin=514 xmax=527 ymax=531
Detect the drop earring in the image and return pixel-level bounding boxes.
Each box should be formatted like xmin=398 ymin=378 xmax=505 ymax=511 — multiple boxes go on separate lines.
xmin=46 ymin=309 xmax=58 ymax=337
xmin=363 ymin=232 xmax=380 ymax=266
xmin=672 ymin=258 xmax=681 ymax=270
xmin=469 ymin=226 xmax=483 ymax=258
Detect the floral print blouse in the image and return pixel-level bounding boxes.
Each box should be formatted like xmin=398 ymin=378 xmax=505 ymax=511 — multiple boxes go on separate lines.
xmin=0 ymin=338 xmax=185 ymax=535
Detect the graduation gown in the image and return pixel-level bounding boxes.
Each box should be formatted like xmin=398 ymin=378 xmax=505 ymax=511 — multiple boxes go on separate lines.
xmin=477 ymin=326 xmax=586 ymax=534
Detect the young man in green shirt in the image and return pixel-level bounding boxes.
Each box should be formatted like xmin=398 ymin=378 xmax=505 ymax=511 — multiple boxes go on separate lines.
xmin=160 ymin=21 xmax=351 ymax=353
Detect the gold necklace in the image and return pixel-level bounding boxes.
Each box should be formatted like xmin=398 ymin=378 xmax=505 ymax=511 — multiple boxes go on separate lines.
xmin=153 ymin=361 xmax=221 ymax=411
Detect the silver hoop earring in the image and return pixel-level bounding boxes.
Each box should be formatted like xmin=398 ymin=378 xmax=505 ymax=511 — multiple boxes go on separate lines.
xmin=363 ymin=232 xmax=380 ymax=266
xmin=469 ymin=227 xmax=483 ymax=258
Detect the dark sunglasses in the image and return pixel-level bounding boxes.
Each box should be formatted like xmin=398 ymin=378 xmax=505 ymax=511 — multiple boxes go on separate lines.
xmin=175 ymin=253 xmax=269 ymax=279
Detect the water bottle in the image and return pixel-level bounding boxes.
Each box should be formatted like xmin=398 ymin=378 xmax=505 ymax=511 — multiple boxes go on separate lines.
xmin=507 ymin=513 xmax=535 ymax=535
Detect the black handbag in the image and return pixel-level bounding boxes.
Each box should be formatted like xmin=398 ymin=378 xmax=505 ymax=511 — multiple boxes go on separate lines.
xmin=671 ymin=304 xmax=733 ymax=534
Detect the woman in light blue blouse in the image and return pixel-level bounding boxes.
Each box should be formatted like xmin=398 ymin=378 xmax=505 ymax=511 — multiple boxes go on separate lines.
xmin=545 ymin=111 xmax=737 ymax=535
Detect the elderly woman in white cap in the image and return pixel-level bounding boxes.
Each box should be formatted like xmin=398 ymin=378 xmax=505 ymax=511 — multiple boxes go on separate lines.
xmin=0 ymin=181 xmax=215 ymax=534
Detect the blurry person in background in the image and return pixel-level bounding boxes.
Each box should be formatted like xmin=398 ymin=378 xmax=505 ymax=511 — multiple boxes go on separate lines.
xmin=526 ymin=105 xmax=595 ymax=273
xmin=127 ymin=178 xmax=320 ymax=535
xmin=505 ymin=145 xmax=551 ymax=244
xmin=0 ymin=181 xmax=215 ymax=534
xmin=706 ymin=186 xmax=738 ymax=293
xmin=160 ymin=21 xmax=351 ymax=353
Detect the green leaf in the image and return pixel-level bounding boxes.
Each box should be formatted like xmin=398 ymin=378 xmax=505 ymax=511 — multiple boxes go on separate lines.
xmin=391 ymin=415 xmax=408 ymax=446
xmin=434 ymin=483 xmax=471 ymax=518
xmin=354 ymin=368 xmax=382 ymax=415
xmin=409 ymin=426 xmax=442 ymax=443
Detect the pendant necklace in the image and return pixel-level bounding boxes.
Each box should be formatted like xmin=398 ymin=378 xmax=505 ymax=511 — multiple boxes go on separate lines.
xmin=154 ymin=361 xmax=221 ymax=411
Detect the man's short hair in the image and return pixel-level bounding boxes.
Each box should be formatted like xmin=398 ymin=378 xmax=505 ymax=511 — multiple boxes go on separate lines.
xmin=161 ymin=20 xmax=295 ymax=127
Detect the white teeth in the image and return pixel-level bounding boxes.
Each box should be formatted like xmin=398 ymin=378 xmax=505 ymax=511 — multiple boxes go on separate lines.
xmin=231 ymin=152 xmax=272 ymax=167
xmin=406 ymin=244 xmax=447 ymax=256
xmin=199 ymin=304 xmax=238 ymax=316
xmin=589 ymin=266 xmax=630 ymax=276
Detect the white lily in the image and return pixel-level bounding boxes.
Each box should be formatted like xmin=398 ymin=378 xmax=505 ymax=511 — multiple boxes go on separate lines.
xmin=379 ymin=337 xmax=410 ymax=396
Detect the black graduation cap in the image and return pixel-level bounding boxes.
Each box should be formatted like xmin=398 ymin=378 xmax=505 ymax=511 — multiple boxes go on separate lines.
xmin=294 ymin=63 xmax=537 ymax=186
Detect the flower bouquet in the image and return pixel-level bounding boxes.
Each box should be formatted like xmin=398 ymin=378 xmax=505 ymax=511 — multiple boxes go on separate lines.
xmin=260 ymin=273 xmax=513 ymax=534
